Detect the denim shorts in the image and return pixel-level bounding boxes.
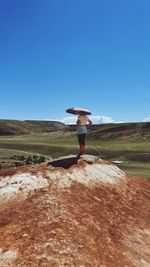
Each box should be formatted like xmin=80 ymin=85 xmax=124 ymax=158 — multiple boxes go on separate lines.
xmin=77 ymin=133 xmax=86 ymax=145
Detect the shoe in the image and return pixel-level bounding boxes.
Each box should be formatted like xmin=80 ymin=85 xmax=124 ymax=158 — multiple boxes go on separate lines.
xmin=77 ymin=153 xmax=83 ymax=158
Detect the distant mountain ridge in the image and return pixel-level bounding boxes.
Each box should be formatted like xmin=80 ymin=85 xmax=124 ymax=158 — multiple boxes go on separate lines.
xmin=69 ymin=122 xmax=150 ymax=140
xmin=88 ymin=122 xmax=150 ymax=140
xmin=0 ymin=120 xmax=150 ymax=140
xmin=0 ymin=120 xmax=67 ymax=135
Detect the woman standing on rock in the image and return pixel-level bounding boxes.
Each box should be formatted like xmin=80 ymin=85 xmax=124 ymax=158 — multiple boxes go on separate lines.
xmin=66 ymin=107 xmax=93 ymax=157
xmin=76 ymin=111 xmax=92 ymax=156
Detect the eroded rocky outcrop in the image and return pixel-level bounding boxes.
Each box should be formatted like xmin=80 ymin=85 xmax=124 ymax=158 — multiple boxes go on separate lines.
xmin=0 ymin=155 xmax=149 ymax=267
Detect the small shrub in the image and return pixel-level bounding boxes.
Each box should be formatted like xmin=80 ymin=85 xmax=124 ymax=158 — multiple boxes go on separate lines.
xmin=25 ymin=156 xmax=33 ymax=165
xmin=37 ymin=156 xmax=45 ymax=164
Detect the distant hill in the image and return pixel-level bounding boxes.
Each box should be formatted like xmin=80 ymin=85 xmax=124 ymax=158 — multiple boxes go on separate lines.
xmin=0 ymin=120 xmax=67 ymax=135
xmin=88 ymin=122 xmax=150 ymax=140
xmin=69 ymin=122 xmax=150 ymax=140
xmin=0 ymin=120 xmax=150 ymax=140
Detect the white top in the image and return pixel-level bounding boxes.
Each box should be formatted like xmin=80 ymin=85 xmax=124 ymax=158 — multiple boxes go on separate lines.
xmin=77 ymin=115 xmax=91 ymax=125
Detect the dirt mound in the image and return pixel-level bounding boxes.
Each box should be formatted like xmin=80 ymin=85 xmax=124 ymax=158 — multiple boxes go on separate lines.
xmin=0 ymin=155 xmax=149 ymax=267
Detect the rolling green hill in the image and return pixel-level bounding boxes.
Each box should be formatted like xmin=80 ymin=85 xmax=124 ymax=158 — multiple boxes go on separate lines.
xmin=0 ymin=120 xmax=150 ymax=140
xmin=0 ymin=120 xmax=67 ymax=135
xmin=70 ymin=122 xmax=150 ymax=140
xmin=90 ymin=122 xmax=150 ymax=140
xmin=0 ymin=120 xmax=150 ymax=176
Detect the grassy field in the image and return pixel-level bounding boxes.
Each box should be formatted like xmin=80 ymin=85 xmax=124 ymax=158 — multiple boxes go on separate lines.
xmin=0 ymin=134 xmax=150 ymax=178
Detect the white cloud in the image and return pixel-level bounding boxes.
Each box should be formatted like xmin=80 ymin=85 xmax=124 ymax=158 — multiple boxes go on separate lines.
xmin=144 ymin=117 xmax=150 ymax=122
xmin=89 ymin=116 xmax=114 ymax=124
xmin=34 ymin=115 xmax=125 ymax=125
xmin=60 ymin=116 xmax=77 ymax=124
xmin=60 ymin=115 xmax=114 ymax=125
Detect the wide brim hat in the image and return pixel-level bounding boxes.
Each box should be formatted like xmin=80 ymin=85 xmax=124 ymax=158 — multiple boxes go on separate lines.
xmin=66 ymin=107 xmax=91 ymax=115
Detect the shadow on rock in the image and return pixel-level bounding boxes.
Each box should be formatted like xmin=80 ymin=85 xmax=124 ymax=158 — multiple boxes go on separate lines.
xmin=47 ymin=156 xmax=79 ymax=169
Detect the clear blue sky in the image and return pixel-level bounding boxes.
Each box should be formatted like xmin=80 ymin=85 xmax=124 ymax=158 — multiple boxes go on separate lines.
xmin=0 ymin=0 xmax=150 ymax=123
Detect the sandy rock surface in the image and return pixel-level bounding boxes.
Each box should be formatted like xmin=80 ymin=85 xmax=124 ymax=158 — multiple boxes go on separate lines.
xmin=0 ymin=155 xmax=149 ymax=267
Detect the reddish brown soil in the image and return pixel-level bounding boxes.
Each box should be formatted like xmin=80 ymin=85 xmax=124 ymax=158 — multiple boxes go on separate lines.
xmin=0 ymin=165 xmax=149 ymax=266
